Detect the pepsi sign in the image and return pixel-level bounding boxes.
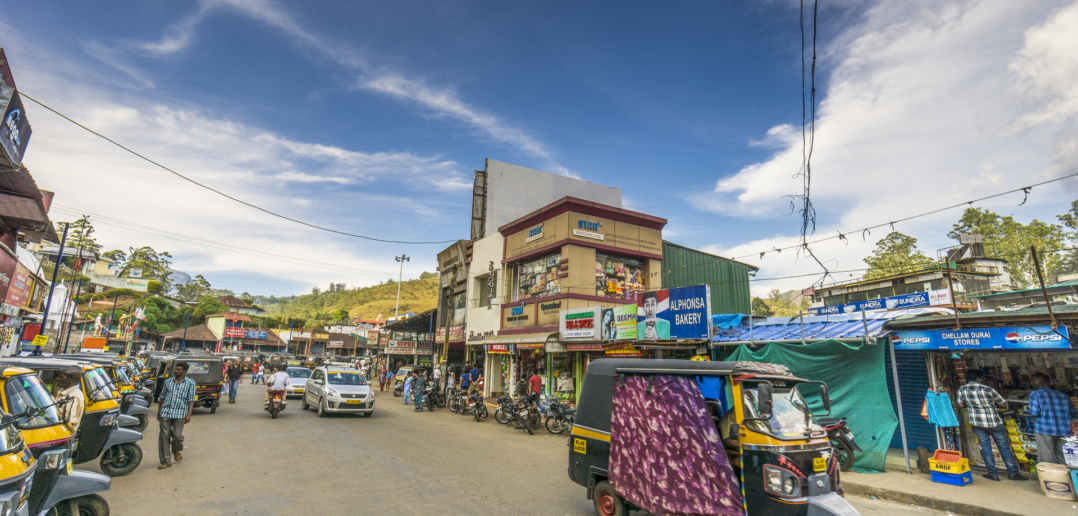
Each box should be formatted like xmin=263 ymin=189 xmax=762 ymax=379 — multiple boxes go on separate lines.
xmin=893 ymin=326 xmax=1070 ymax=350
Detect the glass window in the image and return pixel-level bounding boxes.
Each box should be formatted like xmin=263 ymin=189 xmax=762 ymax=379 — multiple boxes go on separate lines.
xmin=327 ymin=372 xmax=366 ymax=385
xmin=83 ymin=368 xmax=115 ymax=402
xmin=7 ymin=375 xmax=62 ymax=429
xmin=515 ymin=253 xmax=562 ymax=301
xmin=595 ymin=253 xmax=646 ymax=301
xmin=183 ymin=362 xmax=212 ymax=375
xmin=287 ymin=368 xmax=312 ymax=378
xmin=741 ymin=387 xmax=823 ymax=439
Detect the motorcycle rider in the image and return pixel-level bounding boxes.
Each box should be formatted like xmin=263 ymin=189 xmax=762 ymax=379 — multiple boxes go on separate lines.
xmin=265 ymin=365 xmax=289 ymax=403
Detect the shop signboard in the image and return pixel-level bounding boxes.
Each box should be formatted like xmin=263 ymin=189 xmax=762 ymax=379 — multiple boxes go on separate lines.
xmin=505 ymin=304 xmax=531 ymax=327
xmin=3 ymin=263 xmax=31 ymax=310
xmin=327 ymin=341 xmax=344 ymax=348
xmin=245 ymin=330 xmax=267 ymax=339
xmin=601 ymin=304 xmax=637 ymax=340
xmin=893 ymin=326 xmax=1071 ymax=350
xmin=379 ymin=333 xmax=389 ymax=346
xmin=812 ymin=289 xmax=955 ymax=315
xmin=486 ymin=343 xmax=513 ymax=354
xmin=223 ymin=327 xmax=246 ymax=338
xmin=386 ymin=340 xmax=432 ymax=355
xmin=636 ymin=285 xmax=712 ymax=340
xmin=0 ymin=249 xmax=16 ymax=304
xmin=436 ymin=325 xmax=466 ymax=341
xmin=560 ymin=307 xmax=602 ymax=341
xmin=0 ymin=88 xmax=31 ymax=167
xmin=602 ymin=341 xmax=649 ymax=358
xmin=565 ymin=342 xmax=604 ymax=351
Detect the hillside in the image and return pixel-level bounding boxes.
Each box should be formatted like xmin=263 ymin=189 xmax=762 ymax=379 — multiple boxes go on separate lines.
xmin=266 ymin=276 xmax=441 ymax=322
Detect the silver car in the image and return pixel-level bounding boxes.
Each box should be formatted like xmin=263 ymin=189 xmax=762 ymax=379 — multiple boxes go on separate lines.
xmin=303 ymin=365 xmax=375 ymax=417
xmin=285 ymin=367 xmax=312 ymax=398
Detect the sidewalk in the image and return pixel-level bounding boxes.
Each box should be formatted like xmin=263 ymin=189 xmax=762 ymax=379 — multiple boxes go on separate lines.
xmin=842 ymin=468 xmax=1078 ymax=516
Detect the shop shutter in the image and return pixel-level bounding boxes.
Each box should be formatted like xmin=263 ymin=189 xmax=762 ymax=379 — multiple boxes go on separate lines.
xmin=884 ymin=347 xmax=937 ymax=451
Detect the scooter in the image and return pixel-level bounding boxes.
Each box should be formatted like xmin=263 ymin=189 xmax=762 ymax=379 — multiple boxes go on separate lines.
xmin=265 ymin=389 xmax=287 ymax=419
xmin=821 ymin=416 xmax=862 ymax=471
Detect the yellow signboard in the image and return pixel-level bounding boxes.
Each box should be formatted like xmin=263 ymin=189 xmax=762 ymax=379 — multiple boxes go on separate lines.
xmin=31 ymin=335 xmax=49 ymax=347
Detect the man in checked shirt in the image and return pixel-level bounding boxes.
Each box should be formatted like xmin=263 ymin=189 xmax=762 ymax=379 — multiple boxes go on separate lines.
xmin=156 ymin=362 xmax=197 ymax=470
xmin=957 ymin=370 xmax=1028 ymax=481
xmin=1029 ymin=372 xmax=1077 ymax=465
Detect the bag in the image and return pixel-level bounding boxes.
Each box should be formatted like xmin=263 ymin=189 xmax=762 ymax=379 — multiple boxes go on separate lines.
xmin=222 ymin=382 xmax=230 ymax=395
xmin=921 ymin=399 xmax=929 ymax=421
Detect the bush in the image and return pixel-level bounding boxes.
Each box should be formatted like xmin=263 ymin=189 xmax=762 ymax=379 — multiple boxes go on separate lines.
xmin=147 ymin=280 xmax=164 ymax=294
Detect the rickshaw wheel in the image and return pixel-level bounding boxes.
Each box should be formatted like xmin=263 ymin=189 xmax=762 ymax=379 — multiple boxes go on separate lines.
xmin=77 ymin=494 xmax=109 ymax=516
xmin=134 ymin=414 xmax=148 ymax=432
xmin=593 ymin=481 xmax=624 ymax=516
xmin=100 ymin=443 xmax=142 ymax=477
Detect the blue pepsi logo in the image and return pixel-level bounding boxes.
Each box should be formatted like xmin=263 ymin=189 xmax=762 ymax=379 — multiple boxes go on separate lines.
xmin=1005 ymin=332 xmax=1020 ymax=344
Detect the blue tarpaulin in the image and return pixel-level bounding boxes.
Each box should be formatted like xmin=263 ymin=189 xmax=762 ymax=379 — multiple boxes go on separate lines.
xmin=711 ymin=314 xmax=745 ymax=330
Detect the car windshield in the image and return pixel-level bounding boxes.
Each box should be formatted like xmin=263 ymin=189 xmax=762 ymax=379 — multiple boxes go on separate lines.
xmin=741 ymin=387 xmax=824 ymax=439
xmin=84 ymin=368 xmax=115 ymax=401
xmin=327 ymin=372 xmax=366 ymax=385
xmin=287 ymin=368 xmax=312 ymax=379
xmin=6 ymin=374 xmax=62 ymax=429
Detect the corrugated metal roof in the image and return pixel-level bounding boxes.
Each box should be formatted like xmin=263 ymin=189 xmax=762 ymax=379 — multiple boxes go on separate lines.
xmin=713 ymin=308 xmax=954 ymax=343
xmin=887 ymin=303 xmax=1078 ymax=327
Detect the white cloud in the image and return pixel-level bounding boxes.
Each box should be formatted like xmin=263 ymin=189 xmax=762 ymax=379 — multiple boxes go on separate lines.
xmin=748 ymin=124 xmax=799 ymax=148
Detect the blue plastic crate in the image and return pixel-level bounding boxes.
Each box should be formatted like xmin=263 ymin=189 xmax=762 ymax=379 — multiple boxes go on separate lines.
xmin=931 ymin=470 xmax=973 ymax=486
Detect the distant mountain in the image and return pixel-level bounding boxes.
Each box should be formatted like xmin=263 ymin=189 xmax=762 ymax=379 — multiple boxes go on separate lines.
xmin=266 ymin=276 xmax=441 ymax=322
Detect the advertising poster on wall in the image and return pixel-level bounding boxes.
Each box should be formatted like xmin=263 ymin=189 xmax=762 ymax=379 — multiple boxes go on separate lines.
xmin=560 ymin=307 xmax=602 ymax=341
xmin=636 ymin=285 xmax=713 ymax=341
xmin=600 ymin=304 xmax=638 ymax=340
xmin=3 ymin=263 xmax=31 ymax=310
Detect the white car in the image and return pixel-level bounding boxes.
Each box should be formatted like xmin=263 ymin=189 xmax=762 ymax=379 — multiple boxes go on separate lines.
xmin=303 ymin=365 xmax=375 ymax=417
xmin=285 ymin=367 xmax=312 ymax=398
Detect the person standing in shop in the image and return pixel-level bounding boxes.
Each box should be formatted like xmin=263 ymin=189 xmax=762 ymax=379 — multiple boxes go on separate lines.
xmin=1029 ymin=372 xmax=1077 ymax=465
xmin=956 ymin=370 xmax=1028 ymax=481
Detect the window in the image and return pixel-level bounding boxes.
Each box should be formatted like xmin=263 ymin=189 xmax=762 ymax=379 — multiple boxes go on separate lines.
xmin=6 ymin=375 xmax=62 ymax=429
xmin=515 ymin=252 xmax=562 ymax=301
xmin=595 ymin=252 xmax=646 ymax=301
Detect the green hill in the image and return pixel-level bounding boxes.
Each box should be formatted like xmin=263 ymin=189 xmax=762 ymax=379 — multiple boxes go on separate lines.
xmin=266 ymin=277 xmax=441 ymax=322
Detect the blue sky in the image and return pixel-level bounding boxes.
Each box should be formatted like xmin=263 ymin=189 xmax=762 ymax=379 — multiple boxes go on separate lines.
xmin=3 ymin=0 xmax=1077 ymax=298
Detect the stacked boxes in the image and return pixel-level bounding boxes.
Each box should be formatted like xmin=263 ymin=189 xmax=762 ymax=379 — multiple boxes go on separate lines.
xmin=930 ymin=450 xmax=973 ymax=486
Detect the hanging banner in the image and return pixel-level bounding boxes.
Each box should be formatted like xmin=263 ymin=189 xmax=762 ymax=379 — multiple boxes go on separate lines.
xmin=0 ymin=88 xmax=31 ymax=166
xmin=486 ymin=343 xmax=514 ymax=354
xmin=812 ymin=289 xmax=955 ymax=315
xmin=893 ymin=326 xmax=1071 ymax=350
xmin=223 ymin=327 xmax=246 ymax=338
xmin=636 ymin=285 xmax=712 ymax=341
xmin=560 ymin=307 xmax=602 ymax=341
xmin=601 ymin=304 xmax=637 ymax=340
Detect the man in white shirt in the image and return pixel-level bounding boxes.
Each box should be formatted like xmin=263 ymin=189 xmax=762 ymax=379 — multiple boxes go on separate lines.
xmin=56 ymin=367 xmax=86 ymax=434
xmin=432 ymin=366 xmax=441 ymax=390
xmin=265 ymin=366 xmax=290 ymax=402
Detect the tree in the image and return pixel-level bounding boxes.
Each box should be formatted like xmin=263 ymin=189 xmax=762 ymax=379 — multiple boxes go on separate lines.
xmin=1056 ymin=200 xmax=1078 ymax=274
xmin=311 ymin=287 xmax=321 ymax=295
xmin=333 ymin=308 xmax=350 ymax=321
xmin=419 ymin=271 xmax=436 ymax=280
xmin=751 ymin=297 xmax=773 ymax=317
xmin=102 ymin=249 xmax=126 ymax=263
xmin=193 ymin=296 xmax=229 ymax=320
xmin=948 ymin=207 xmax=1068 ymax=287
xmin=120 ymin=246 xmax=174 ymax=291
xmin=65 ymin=217 xmax=102 ymax=254
xmin=863 ymin=232 xmax=935 ymax=279
xmin=147 ymin=280 xmax=164 ymax=294
xmin=174 ymin=274 xmax=213 ymax=301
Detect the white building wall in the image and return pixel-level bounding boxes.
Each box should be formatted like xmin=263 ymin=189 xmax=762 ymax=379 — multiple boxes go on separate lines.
xmin=465 ymin=233 xmax=507 ymax=398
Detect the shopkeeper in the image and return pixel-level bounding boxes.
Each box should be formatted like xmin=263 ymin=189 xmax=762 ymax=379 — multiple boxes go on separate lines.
xmin=1028 ymin=372 xmax=1077 ymax=465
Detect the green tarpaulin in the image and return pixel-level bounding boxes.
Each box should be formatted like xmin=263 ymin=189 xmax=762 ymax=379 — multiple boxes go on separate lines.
xmin=727 ymin=339 xmax=897 ymax=473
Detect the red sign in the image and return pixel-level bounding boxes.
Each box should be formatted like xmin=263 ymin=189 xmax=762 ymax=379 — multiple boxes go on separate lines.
xmin=224 ymin=327 xmax=246 ymax=338
xmin=436 ymin=325 xmax=466 ymax=342
xmin=486 ymin=344 xmax=513 ymax=354
xmin=0 ymin=249 xmax=17 ymax=305
xmin=3 ymin=263 xmax=31 ymax=309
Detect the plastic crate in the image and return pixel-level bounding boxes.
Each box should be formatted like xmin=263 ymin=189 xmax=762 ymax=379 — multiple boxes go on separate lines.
xmin=929 ymin=458 xmax=970 ymax=474
xmin=932 ymin=450 xmax=963 ymax=463
xmin=931 ymin=470 xmax=973 ymax=486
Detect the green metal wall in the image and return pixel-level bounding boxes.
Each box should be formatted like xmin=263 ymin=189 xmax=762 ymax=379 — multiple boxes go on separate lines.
xmin=660 ymin=241 xmax=754 ymax=315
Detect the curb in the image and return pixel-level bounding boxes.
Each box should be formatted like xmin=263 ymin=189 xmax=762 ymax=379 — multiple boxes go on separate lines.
xmin=842 ymin=480 xmax=1028 ymax=516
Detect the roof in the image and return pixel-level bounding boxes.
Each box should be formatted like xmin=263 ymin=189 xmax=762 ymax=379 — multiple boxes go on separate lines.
xmin=970 ymin=280 xmax=1078 ymax=299
xmin=0 ymin=165 xmax=59 ymax=243
xmin=161 ymin=324 xmax=219 ymax=341
xmin=382 ymin=308 xmax=436 ymax=333
xmin=713 ymin=308 xmax=955 ymax=344
xmin=205 ymin=312 xmax=251 ymax=322
xmin=217 ymin=295 xmax=255 ymax=308
xmin=886 ymin=304 xmax=1078 ymax=329
xmin=327 ymin=332 xmax=358 ymax=348
xmin=497 ymin=195 xmax=667 ymax=236
xmin=661 ymin=240 xmax=759 ymax=272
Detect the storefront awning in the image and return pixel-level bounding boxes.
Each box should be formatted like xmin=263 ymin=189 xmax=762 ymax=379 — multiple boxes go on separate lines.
xmin=484 ymin=332 xmax=558 ymax=347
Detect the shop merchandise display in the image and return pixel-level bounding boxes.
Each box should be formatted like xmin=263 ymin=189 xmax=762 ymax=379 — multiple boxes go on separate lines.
xmin=925 ymin=390 xmax=959 ymax=427
xmin=595 ymin=253 xmax=646 ymax=301
xmin=518 ymin=253 xmax=561 ymax=300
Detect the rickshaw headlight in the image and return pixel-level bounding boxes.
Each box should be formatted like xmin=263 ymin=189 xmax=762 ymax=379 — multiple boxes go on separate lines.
xmin=100 ymin=413 xmax=118 ymax=427
xmin=763 ymin=465 xmax=802 ymax=498
xmin=40 ymin=449 xmax=67 ymax=470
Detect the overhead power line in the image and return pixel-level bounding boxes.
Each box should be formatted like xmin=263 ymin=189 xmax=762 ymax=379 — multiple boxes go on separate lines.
xmin=22 ymin=93 xmax=458 ymax=245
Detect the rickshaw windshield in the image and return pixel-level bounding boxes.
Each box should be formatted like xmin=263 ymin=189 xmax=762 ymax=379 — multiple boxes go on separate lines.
xmin=327 ymin=372 xmax=366 ymax=385
xmin=6 ymin=375 xmax=63 ymax=429
xmin=113 ymin=366 xmax=132 ymax=385
xmin=742 ymin=387 xmax=823 ymax=439
xmin=84 ymin=368 xmax=116 ymax=401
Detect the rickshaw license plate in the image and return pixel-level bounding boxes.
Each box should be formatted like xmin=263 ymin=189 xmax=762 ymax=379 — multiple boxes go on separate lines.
xmin=65 ymin=460 xmax=73 ymax=475
xmin=574 ymin=439 xmax=586 ymax=454
xmin=346 ymin=400 xmax=363 ymax=404
xmin=813 ymin=457 xmax=827 ymax=472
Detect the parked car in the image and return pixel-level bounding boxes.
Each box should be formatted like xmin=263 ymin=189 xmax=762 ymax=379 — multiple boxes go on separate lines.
xmin=302 ymin=365 xmax=375 ymax=417
xmin=285 ymin=367 xmax=312 ymax=398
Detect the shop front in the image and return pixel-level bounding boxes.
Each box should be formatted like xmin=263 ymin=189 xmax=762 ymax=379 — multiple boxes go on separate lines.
xmin=481 ymin=332 xmax=558 ymax=398
xmin=891 ymin=312 xmax=1077 ymax=473
xmin=384 ymin=339 xmax=434 ymax=368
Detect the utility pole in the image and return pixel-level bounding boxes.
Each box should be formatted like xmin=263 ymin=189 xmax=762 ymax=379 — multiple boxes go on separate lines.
xmin=394 ymin=254 xmax=409 ymax=319
xmin=62 ymin=219 xmax=92 ymax=354
xmin=104 ymin=293 xmax=120 ymax=341
xmin=180 ymin=309 xmax=191 ymax=352
xmin=1030 ymin=245 xmax=1058 ymax=329
xmin=36 ymin=223 xmax=69 ymax=355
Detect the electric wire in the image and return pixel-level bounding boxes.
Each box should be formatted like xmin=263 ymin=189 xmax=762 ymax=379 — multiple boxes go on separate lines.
xmin=21 ymin=93 xmax=458 ymax=245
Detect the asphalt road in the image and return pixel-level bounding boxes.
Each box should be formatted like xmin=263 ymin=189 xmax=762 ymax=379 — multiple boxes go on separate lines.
xmin=79 ymin=382 xmax=954 ymax=516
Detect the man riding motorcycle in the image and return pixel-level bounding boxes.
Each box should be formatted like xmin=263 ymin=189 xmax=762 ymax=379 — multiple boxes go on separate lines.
xmin=265 ymin=365 xmax=290 ymax=403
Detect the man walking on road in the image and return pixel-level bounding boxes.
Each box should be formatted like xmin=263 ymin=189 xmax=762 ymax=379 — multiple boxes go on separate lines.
xmin=157 ymin=361 xmax=196 ymax=470
xmin=251 ymin=363 xmax=263 ymax=385
xmin=957 ymin=370 xmax=1028 ymax=481
xmin=412 ymin=371 xmax=425 ymax=412
xmin=226 ymin=360 xmax=243 ymax=404
xmin=1029 ymin=372 xmax=1077 ymax=465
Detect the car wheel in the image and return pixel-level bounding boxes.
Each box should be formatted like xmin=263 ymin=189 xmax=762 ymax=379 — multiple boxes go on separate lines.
xmin=301 ymin=396 xmax=309 ymax=410
xmin=318 ymin=398 xmax=327 ymax=417
xmin=362 ymin=412 xmax=372 ymax=418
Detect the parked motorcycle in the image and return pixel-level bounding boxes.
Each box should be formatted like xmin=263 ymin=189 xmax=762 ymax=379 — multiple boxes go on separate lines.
xmin=515 ymin=393 xmax=541 ymax=435
xmin=466 ymin=391 xmax=488 ymax=422
xmin=821 ymin=416 xmax=861 ymax=471
xmin=494 ymin=395 xmax=515 ymax=425
xmin=447 ymin=388 xmax=464 ymax=413
xmin=422 ymin=382 xmax=445 ymax=410
xmin=544 ymin=397 xmax=576 ymax=435
xmin=265 ymin=389 xmax=287 ymax=419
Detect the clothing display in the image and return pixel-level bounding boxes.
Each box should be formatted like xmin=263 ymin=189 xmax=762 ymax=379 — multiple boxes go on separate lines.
xmin=925 ymin=390 xmax=959 ymax=428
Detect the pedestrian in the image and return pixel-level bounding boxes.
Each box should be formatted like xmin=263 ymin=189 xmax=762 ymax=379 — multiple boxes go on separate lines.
xmin=956 ymin=370 xmax=1028 ymax=481
xmin=412 ymin=372 xmax=425 ymax=412
xmin=529 ymin=370 xmax=542 ymax=396
xmin=251 ymin=363 xmax=262 ymax=385
xmin=55 ymin=367 xmax=86 ymax=435
xmin=432 ymin=365 xmax=441 ymax=390
xmin=156 ymin=361 xmax=196 ymax=470
xmin=378 ymin=367 xmax=386 ymax=392
xmin=403 ymin=372 xmax=414 ymax=405
xmin=459 ymin=365 xmax=471 ymax=397
xmin=445 ymin=368 xmax=455 ymax=398
xmin=468 ymin=367 xmax=482 ymax=397
xmin=1029 ymin=372 xmax=1077 ymax=465
xmin=226 ymin=360 xmax=243 ymax=403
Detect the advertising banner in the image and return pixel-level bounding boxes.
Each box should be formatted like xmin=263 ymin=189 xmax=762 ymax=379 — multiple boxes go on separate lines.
xmin=560 ymin=306 xmax=602 ymax=341
xmin=602 ymin=341 xmax=649 ymax=358
xmin=601 ymin=304 xmax=637 ymax=340
xmin=0 ymin=88 xmax=31 ymax=167
xmin=636 ymin=285 xmax=712 ymax=340
xmin=386 ymin=340 xmax=432 ymax=355
xmin=565 ymin=342 xmax=604 ymax=351
xmin=893 ymin=326 xmax=1071 ymax=350
xmin=3 ymin=263 xmax=31 ymax=310
xmin=812 ymin=289 xmax=955 ymax=315
xmin=223 ymin=327 xmax=246 ymax=338
xmin=245 ymin=330 xmax=267 ymax=339
xmin=486 ymin=343 xmax=514 ymax=354
xmin=379 ymin=333 xmax=389 ymax=346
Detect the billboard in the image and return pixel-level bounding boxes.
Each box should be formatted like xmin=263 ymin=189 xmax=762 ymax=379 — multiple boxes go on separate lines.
xmin=3 ymin=263 xmax=31 ymax=310
xmin=223 ymin=327 xmax=246 ymax=338
xmin=0 ymin=87 xmax=31 ymax=167
xmin=560 ymin=307 xmax=602 ymax=341
xmin=601 ymin=305 xmax=637 ymax=340
xmin=636 ymin=285 xmax=712 ymax=340
xmin=893 ymin=326 xmax=1070 ymax=350
xmin=812 ymin=289 xmax=954 ymax=315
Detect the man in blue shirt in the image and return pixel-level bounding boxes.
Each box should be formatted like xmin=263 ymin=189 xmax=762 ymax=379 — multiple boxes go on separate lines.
xmin=460 ymin=366 xmax=472 ymax=391
xmin=468 ymin=367 xmax=483 ymax=397
xmin=1029 ymin=373 xmax=1077 ymax=465
xmin=156 ymin=362 xmax=196 ymax=469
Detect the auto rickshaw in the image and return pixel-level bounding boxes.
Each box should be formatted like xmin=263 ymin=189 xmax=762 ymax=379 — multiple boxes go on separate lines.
xmin=234 ymin=352 xmax=259 ymax=373
xmin=0 ymin=365 xmax=112 ymax=515
xmin=302 ymin=355 xmax=325 ymax=369
xmin=569 ymin=359 xmax=859 ymax=516
xmin=0 ymin=358 xmax=144 ymax=477
xmin=153 ymin=356 xmax=224 ymax=414
xmin=262 ymin=353 xmax=289 ymax=370
xmin=54 ymin=354 xmax=151 ymax=431
xmin=0 ymin=407 xmax=36 ymax=516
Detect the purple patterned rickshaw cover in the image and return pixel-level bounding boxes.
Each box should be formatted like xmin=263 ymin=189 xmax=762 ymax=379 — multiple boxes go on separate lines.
xmin=609 ymin=374 xmax=743 ymax=516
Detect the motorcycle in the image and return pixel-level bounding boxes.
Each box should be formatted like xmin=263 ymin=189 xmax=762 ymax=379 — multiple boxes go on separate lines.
xmin=494 ymin=395 xmax=515 ymax=425
xmin=422 ymin=382 xmax=446 ymax=411
xmin=514 ymin=393 xmax=541 ymax=435
xmin=544 ymin=397 xmax=576 ymax=435
xmin=467 ymin=391 xmax=488 ymax=422
xmin=265 ymin=389 xmax=287 ymax=419
xmin=447 ymin=388 xmax=465 ymax=413
xmin=821 ymin=416 xmax=861 ymax=471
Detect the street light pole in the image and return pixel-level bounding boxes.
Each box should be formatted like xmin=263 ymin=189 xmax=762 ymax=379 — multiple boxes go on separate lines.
xmin=180 ymin=309 xmax=191 ymax=352
xmin=37 ymin=223 xmax=69 ymax=355
xmin=394 ymin=254 xmax=409 ymax=319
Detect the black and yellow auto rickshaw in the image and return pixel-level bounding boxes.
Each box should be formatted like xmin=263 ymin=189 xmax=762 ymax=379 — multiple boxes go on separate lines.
xmin=302 ymin=355 xmax=325 ymax=369
xmin=55 ymin=354 xmax=151 ymax=431
xmin=235 ymin=352 xmax=260 ymax=373
xmin=0 ymin=406 xmax=36 ymax=516
xmin=0 ymin=365 xmax=112 ymax=515
xmin=262 ymin=353 xmax=289 ymax=370
xmin=0 ymin=358 xmax=144 ymax=478
xmin=152 ymin=356 xmax=224 ymax=414
xmin=569 ymin=359 xmax=858 ymax=516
